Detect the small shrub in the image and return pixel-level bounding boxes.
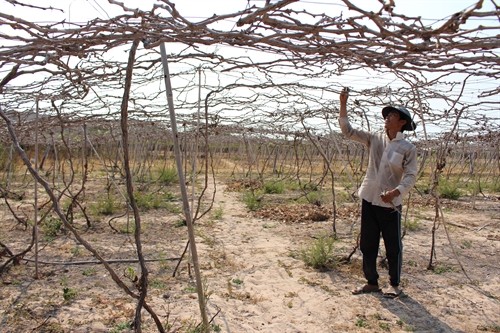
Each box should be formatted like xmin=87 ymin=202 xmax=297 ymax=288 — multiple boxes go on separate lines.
xmin=482 ymin=179 xmax=500 ymax=194
xmin=302 ymin=182 xmax=319 ymax=191
xmin=110 ymin=322 xmax=131 ymax=333
xmin=62 ymin=287 xmax=77 ymax=302
xmin=404 ymin=218 xmax=421 ymax=232
xmin=119 ymin=222 xmax=136 ymax=234
xmin=460 ymin=240 xmax=472 ymax=249
xmin=158 ymin=167 xmax=178 ymax=185
xmin=243 ymin=191 xmax=262 ymax=211
xmin=433 ymin=264 xmax=455 ymax=274
xmin=285 ymin=180 xmax=301 ymax=191
xmin=0 ymin=144 xmax=8 ymax=170
xmin=134 ymin=191 xmax=160 ymax=210
xmin=185 ymin=323 xmax=221 ymax=333
xmin=264 ymin=181 xmax=285 ymax=194
xmin=379 ymin=322 xmax=390 ymax=331
xmin=41 ymin=216 xmax=63 ymax=241
xmin=335 ymin=190 xmax=352 ymax=204
xmin=231 ymin=278 xmax=243 ymax=285
xmin=165 ymin=202 xmax=181 ymax=214
xmin=150 ymin=279 xmax=166 ymax=289
xmin=407 ymin=260 xmax=418 ymax=267
xmin=124 ymin=266 xmax=137 ymax=281
xmin=91 ymin=195 xmax=119 ymax=215
xmin=439 ymin=180 xmax=461 ymax=200
xmin=212 ymin=206 xmax=224 ymax=220
xmin=477 ymin=324 xmax=500 ymax=332
xmin=305 ymin=191 xmax=323 ymax=205
xmin=174 ymin=219 xmax=187 ymax=228
xmin=415 ymin=183 xmax=431 ymax=195
xmin=70 ymin=246 xmax=81 ymax=256
xmin=40 ymin=322 xmax=64 ymax=333
xmin=184 ymin=284 xmax=197 ymax=293
xmin=134 ymin=190 xmax=176 ymax=211
xmin=301 ymin=234 xmax=336 ymax=270
xmin=355 ymin=317 xmax=368 ymax=328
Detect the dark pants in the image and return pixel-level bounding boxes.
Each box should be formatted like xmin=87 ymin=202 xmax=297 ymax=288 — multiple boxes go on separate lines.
xmin=360 ymin=199 xmax=402 ymax=287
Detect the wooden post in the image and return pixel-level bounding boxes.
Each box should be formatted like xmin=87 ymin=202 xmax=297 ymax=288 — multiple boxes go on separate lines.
xmin=34 ymin=98 xmax=39 ymax=279
xmin=159 ymin=43 xmax=209 ymax=331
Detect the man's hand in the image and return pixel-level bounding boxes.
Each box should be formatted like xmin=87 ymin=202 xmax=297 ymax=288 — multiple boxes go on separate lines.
xmin=380 ymin=189 xmax=400 ymax=203
xmin=339 ymin=87 xmax=349 ymax=117
xmin=340 ymin=87 xmax=349 ymax=105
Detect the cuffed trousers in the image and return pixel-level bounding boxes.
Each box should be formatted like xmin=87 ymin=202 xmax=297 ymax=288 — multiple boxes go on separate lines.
xmin=360 ymin=199 xmax=402 ymax=287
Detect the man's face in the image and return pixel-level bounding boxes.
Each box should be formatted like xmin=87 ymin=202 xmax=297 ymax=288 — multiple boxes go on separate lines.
xmin=384 ymin=111 xmax=406 ymax=132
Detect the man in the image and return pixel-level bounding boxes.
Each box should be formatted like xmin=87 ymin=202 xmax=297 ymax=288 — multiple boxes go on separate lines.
xmin=339 ymin=88 xmax=418 ymax=298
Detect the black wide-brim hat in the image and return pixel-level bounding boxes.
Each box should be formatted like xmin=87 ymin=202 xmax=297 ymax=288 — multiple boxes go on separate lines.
xmin=382 ymin=105 xmax=417 ymax=131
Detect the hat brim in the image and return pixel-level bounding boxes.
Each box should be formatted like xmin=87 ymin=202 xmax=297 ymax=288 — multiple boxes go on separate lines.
xmin=382 ymin=106 xmax=416 ymax=131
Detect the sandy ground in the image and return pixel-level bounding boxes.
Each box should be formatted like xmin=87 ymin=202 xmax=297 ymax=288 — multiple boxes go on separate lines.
xmin=0 ymin=180 xmax=499 ymax=332
xmin=192 ymin=182 xmax=499 ymax=333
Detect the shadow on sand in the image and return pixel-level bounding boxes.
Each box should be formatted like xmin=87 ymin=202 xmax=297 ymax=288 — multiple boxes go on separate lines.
xmin=379 ymin=293 xmax=463 ymax=333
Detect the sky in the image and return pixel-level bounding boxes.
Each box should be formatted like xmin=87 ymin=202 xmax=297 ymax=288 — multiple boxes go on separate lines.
xmin=8 ymin=0 xmax=495 ymax=30
xmin=59 ymin=0 xmax=495 ymax=25
xmin=1 ymin=0 xmax=498 ymax=136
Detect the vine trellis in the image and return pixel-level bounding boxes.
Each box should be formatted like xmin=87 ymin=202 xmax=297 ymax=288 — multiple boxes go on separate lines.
xmin=0 ymin=0 xmax=499 ymax=332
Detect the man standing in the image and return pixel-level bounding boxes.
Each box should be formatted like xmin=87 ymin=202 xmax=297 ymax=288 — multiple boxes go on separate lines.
xmin=339 ymin=88 xmax=418 ymax=298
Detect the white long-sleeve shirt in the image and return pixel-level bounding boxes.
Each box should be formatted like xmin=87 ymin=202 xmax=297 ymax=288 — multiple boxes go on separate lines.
xmin=339 ymin=116 xmax=417 ymax=208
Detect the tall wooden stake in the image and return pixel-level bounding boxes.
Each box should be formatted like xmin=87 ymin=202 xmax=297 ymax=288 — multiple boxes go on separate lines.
xmin=159 ymin=43 xmax=209 ymax=331
xmin=34 ymin=98 xmax=39 ymax=279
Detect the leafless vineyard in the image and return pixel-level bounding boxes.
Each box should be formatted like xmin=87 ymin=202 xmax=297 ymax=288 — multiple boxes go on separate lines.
xmin=0 ymin=1 xmax=499 ymax=332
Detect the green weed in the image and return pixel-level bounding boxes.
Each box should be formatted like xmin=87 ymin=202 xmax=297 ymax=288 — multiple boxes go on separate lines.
xmin=197 ymin=229 xmax=217 ymax=247
xmin=110 ymin=322 xmax=131 ymax=333
xmin=379 ymin=322 xmax=390 ymax=331
xmin=481 ymin=179 xmax=500 ymax=194
xmin=212 ymin=206 xmax=224 ymax=220
xmin=70 ymin=246 xmax=81 ymax=256
xmin=174 ymin=219 xmax=187 ymax=228
xmin=404 ymin=218 xmax=421 ymax=232
xmin=41 ymin=216 xmax=63 ymax=241
xmin=305 ymin=190 xmax=323 ymax=205
xmin=119 ymin=222 xmax=136 ymax=234
xmin=231 ymin=278 xmax=243 ymax=285
xmin=0 ymin=144 xmax=7 ymax=170
xmin=477 ymin=324 xmax=500 ymax=332
xmin=184 ymin=284 xmax=197 ymax=293
xmin=433 ymin=264 xmax=455 ymax=274
xmin=355 ymin=317 xmax=369 ymax=328
xmin=62 ymin=287 xmax=77 ymax=302
xmin=302 ymin=182 xmax=319 ymax=191
xmin=134 ymin=191 xmax=175 ymax=210
xmin=90 ymin=195 xmax=119 ymax=215
xmin=124 ymin=266 xmax=137 ymax=281
xmin=184 ymin=323 xmax=221 ymax=333
xmin=149 ymin=279 xmax=166 ymax=289
xmin=82 ymin=267 xmax=96 ymax=276
xmin=461 ymin=240 xmax=472 ymax=249
xmin=439 ymin=180 xmax=461 ymax=200
xmin=407 ymin=260 xmax=418 ymax=267
xmin=264 ymin=180 xmax=285 ymax=194
xmin=158 ymin=167 xmax=178 ymax=185
xmin=243 ymin=191 xmax=262 ymax=211
xmin=300 ymin=234 xmax=336 ymax=270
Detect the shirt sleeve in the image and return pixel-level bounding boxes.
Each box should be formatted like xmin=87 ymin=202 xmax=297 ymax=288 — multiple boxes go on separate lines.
xmin=339 ymin=116 xmax=371 ymax=146
xmin=396 ymin=145 xmax=418 ymax=196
